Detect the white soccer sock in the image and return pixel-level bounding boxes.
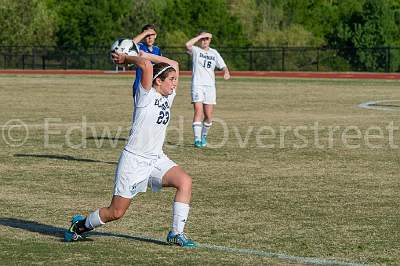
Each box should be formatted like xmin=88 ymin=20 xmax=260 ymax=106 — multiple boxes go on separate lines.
xmin=192 ymin=122 xmax=202 ymax=141
xmin=85 ymin=209 xmax=105 ymax=229
xmin=201 ymin=122 xmax=212 ymax=138
xmin=172 ymin=202 xmax=190 ymax=234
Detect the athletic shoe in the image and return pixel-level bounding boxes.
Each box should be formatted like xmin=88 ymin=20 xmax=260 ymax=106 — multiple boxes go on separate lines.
xmin=201 ymin=135 xmax=207 ymax=147
xmin=194 ymin=139 xmax=202 ymax=148
xmin=64 ymin=215 xmax=85 ymax=242
xmin=166 ymin=231 xmax=197 ymax=247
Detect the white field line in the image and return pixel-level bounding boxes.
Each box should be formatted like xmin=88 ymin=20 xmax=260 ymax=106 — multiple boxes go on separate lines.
xmin=90 ymin=233 xmax=367 ymax=266
xmin=198 ymin=243 xmax=367 ymax=266
xmin=358 ymin=100 xmax=400 ymax=111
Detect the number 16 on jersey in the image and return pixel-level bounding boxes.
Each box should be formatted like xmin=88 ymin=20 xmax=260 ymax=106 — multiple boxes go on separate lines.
xmin=203 ymin=60 xmax=212 ymax=68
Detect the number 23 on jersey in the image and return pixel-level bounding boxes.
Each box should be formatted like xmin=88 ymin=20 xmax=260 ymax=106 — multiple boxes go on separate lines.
xmin=156 ymin=110 xmax=170 ymax=125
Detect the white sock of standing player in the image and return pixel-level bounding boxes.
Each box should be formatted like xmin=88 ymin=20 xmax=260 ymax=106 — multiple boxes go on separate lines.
xmin=201 ymin=122 xmax=212 ymax=139
xmin=192 ymin=122 xmax=202 ymax=141
xmin=172 ymin=201 xmax=190 ymax=234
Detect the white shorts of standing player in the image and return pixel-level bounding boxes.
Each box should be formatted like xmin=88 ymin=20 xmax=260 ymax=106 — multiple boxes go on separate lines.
xmin=191 ymin=85 xmax=216 ymax=105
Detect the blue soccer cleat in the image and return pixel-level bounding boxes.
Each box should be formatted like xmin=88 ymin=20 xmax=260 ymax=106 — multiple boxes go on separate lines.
xmin=64 ymin=215 xmax=85 ymax=242
xmin=194 ymin=139 xmax=202 ymax=148
xmin=201 ymin=135 xmax=207 ymax=147
xmin=166 ymin=231 xmax=197 ymax=248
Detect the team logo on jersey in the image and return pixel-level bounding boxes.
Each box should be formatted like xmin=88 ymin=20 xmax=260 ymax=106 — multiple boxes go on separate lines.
xmin=154 ymin=98 xmax=170 ymax=110
xmin=199 ymin=53 xmax=215 ymax=61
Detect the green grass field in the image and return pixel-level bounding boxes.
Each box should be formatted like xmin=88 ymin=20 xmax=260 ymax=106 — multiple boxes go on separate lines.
xmin=1 ymin=74 xmax=399 ymax=265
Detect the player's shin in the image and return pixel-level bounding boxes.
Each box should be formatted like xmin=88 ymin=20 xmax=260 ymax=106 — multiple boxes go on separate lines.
xmin=167 ymin=201 xmax=196 ymax=247
xmin=171 ymin=201 xmax=190 ymax=233
xmin=192 ymin=122 xmax=202 ymax=145
xmin=201 ymin=122 xmax=212 ymax=147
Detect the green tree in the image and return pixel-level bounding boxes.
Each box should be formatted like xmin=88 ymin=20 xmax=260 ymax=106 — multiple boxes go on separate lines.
xmin=229 ymin=0 xmax=324 ymax=46
xmin=0 ymin=0 xmax=57 ymax=46
xmin=281 ymin=0 xmax=399 ymax=70
xmin=329 ymin=0 xmax=397 ymax=70
xmin=54 ymin=0 xmax=132 ymax=48
xmin=120 ymin=0 xmax=166 ymax=39
xmin=157 ymin=0 xmax=248 ymax=47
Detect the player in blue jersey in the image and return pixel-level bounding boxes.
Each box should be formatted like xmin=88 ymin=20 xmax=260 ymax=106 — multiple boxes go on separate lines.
xmin=132 ymin=24 xmax=162 ymax=99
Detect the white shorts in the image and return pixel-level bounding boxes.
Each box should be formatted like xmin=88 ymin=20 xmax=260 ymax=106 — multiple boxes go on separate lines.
xmin=113 ymin=150 xmax=177 ymax=199
xmin=191 ymin=85 xmax=216 ymax=105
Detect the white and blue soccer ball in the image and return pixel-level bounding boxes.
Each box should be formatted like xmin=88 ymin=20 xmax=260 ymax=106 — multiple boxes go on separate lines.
xmin=110 ymin=38 xmax=139 ymax=64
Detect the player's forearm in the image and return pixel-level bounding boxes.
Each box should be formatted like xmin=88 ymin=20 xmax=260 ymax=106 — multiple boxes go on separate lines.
xmin=132 ymin=32 xmax=146 ymax=44
xmin=133 ymin=29 xmax=156 ymax=44
xmin=185 ymin=36 xmax=201 ymax=50
xmin=141 ymin=53 xmax=179 ymax=72
xmin=122 ymin=54 xmax=153 ymax=89
xmin=121 ymin=54 xmax=149 ymax=70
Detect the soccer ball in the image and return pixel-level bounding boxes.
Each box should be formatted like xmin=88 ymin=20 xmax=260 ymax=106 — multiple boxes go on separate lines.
xmin=110 ymin=38 xmax=139 ymax=64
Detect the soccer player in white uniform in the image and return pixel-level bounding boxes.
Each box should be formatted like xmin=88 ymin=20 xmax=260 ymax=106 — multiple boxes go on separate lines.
xmin=186 ymin=31 xmax=230 ymax=148
xmin=64 ymin=50 xmax=196 ymax=247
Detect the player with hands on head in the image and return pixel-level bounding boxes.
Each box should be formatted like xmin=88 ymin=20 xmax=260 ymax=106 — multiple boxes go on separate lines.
xmin=64 ymin=48 xmax=197 ymax=248
xmin=186 ymin=31 xmax=230 ymax=148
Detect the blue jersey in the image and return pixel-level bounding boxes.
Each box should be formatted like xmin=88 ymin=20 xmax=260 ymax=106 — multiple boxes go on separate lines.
xmin=133 ymin=43 xmax=162 ymax=98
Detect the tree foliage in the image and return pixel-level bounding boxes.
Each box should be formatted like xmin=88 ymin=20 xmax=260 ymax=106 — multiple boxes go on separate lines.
xmin=2 ymin=0 xmax=399 ymax=49
xmin=53 ymin=0 xmax=133 ymax=48
xmin=0 ymin=0 xmax=57 ymax=46
xmin=155 ymin=0 xmax=248 ymax=47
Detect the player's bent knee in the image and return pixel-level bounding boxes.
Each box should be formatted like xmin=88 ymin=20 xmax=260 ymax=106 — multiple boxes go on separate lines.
xmin=179 ymin=174 xmax=192 ymax=192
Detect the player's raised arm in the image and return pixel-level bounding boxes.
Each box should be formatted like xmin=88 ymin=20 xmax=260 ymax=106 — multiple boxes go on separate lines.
xmin=132 ymin=29 xmax=157 ymax=44
xmin=112 ymin=52 xmax=153 ymax=91
xmin=140 ymin=51 xmax=179 ymax=80
xmin=185 ymin=32 xmax=212 ymax=53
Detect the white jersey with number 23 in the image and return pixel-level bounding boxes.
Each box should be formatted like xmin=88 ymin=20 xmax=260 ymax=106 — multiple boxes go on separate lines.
xmin=125 ymin=83 xmax=176 ymax=158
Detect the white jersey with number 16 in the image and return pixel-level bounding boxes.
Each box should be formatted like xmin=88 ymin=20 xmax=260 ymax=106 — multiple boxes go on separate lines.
xmin=191 ymin=46 xmax=226 ymax=87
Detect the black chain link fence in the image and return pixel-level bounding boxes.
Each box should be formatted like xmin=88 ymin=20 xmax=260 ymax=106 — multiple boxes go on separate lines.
xmin=1 ymin=46 xmax=399 ymax=72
